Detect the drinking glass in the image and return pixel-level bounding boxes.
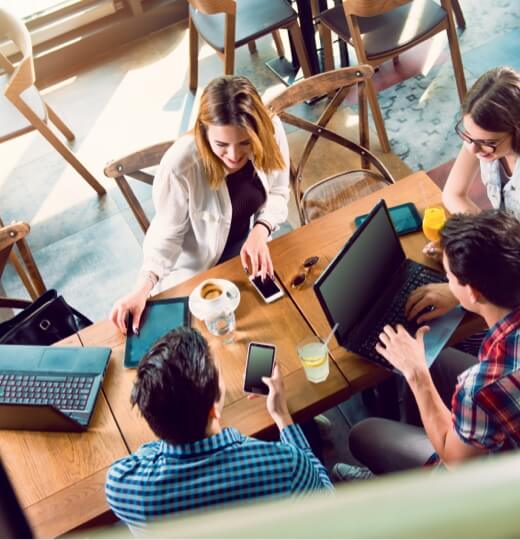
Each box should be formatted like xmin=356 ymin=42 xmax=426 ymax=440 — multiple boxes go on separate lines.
xmin=297 ymin=337 xmax=329 ymax=383
xmin=204 ymin=309 xmax=236 ymax=344
xmin=422 ymin=207 xmax=447 ymax=243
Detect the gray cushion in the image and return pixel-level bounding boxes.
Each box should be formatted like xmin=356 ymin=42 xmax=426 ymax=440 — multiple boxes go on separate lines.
xmin=318 ymin=0 xmax=447 ymax=59
xmin=190 ymin=0 xmax=297 ymax=52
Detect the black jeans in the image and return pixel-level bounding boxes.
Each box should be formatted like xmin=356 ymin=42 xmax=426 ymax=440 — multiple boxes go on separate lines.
xmin=349 ymin=348 xmax=477 ymax=474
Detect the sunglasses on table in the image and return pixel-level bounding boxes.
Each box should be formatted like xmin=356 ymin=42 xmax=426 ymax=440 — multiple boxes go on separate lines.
xmin=454 ymin=120 xmax=509 ymax=154
xmin=291 ymin=256 xmax=320 ymax=288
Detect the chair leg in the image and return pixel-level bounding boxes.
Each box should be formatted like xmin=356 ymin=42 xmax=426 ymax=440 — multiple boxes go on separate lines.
xmin=11 ymin=97 xmax=106 ymax=195
xmin=223 ymin=46 xmax=235 ymax=75
xmin=189 ymin=16 xmax=199 ymax=91
xmin=8 ymin=251 xmax=39 ymax=301
xmin=287 ymin=20 xmax=312 ymax=78
xmin=46 ymin=103 xmax=75 ymax=141
xmin=451 ymin=0 xmax=466 ymax=30
xmin=272 ymin=30 xmax=285 ymax=58
xmin=445 ymin=20 xmax=467 ymax=103
xmin=247 ymin=41 xmax=257 ymax=54
xmin=223 ymin=12 xmax=236 ymax=75
xmin=365 ymin=79 xmax=391 ymax=152
xmin=115 ymin=176 xmax=150 ymax=233
xmin=15 ymin=237 xmax=46 ymax=297
xmin=319 ymin=22 xmax=334 ymax=72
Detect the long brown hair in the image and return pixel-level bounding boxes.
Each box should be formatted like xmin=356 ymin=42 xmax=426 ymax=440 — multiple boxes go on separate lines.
xmin=462 ymin=66 xmax=520 ymax=154
xmin=194 ymin=75 xmax=285 ymax=189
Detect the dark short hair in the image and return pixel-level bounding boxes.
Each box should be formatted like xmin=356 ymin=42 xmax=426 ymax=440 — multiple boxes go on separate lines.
xmin=462 ymin=67 xmax=520 ymax=153
xmin=440 ymin=210 xmax=520 ymax=308
xmin=130 ymin=327 xmax=220 ymax=444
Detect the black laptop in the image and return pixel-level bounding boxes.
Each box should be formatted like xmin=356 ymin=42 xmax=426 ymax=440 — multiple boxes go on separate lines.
xmin=314 ymin=199 xmax=462 ymax=371
xmin=0 ymin=345 xmax=111 ymax=431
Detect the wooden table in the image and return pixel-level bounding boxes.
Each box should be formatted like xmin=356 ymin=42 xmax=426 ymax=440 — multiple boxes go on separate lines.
xmin=2 ymin=171 xmax=483 ymax=538
xmin=79 ymin=256 xmax=352 ymax=452
xmin=10 ymin=256 xmax=351 ymax=537
xmin=270 ymin=171 xmax=482 ymax=393
xmin=0 ymin=334 xmax=129 ymax=538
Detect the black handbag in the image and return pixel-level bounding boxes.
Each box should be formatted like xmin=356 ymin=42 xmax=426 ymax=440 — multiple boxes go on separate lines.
xmin=0 ymin=289 xmax=93 ymax=345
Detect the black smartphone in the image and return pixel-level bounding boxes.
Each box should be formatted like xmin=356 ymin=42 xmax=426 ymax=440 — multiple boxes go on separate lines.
xmin=243 ymin=342 xmax=276 ymax=395
xmin=249 ymin=275 xmax=285 ymax=303
xmin=354 ymin=202 xmax=422 ymax=236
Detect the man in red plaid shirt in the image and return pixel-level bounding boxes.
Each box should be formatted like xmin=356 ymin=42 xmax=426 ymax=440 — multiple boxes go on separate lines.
xmin=333 ymin=210 xmax=520 ymax=480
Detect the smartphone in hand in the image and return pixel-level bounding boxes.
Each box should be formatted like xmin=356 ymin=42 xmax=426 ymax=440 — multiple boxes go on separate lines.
xmin=249 ymin=275 xmax=284 ymax=303
xmin=243 ymin=342 xmax=276 ymax=395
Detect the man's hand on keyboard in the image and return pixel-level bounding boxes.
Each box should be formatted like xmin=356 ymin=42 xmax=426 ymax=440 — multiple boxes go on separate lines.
xmin=375 ymin=324 xmax=430 ymax=380
xmin=405 ymin=283 xmax=458 ymax=323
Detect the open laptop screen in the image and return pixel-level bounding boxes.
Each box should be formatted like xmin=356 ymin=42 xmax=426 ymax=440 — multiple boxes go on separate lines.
xmin=314 ymin=200 xmax=404 ymax=342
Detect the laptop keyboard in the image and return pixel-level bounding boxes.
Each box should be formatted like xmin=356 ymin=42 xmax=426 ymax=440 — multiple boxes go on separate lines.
xmin=356 ymin=263 xmax=447 ymax=369
xmin=0 ymin=373 xmax=96 ymax=411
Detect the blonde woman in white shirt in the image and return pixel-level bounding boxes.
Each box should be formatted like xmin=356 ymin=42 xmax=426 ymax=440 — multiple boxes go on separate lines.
xmin=110 ymin=76 xmax=289 ymax=334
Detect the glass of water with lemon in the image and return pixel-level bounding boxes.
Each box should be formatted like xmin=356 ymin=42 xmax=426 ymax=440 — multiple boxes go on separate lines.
xmin=297 ymin=337 xmax=330 ymax=383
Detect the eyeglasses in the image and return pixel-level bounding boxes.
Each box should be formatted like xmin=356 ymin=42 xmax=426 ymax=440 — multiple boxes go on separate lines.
xmin=454 ymin=120 xmax=509 ymax=154
xmin=291 ymin=256 xmax=320 ymax=288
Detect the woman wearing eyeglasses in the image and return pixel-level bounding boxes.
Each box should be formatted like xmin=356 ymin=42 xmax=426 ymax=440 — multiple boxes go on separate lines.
xmin=110 ymin=75 xmax=289 ymax=334
xmin=443 ymin=66 xmax=520 ymax=218
xmin=410 ymin=67 xmax=520 ymax=355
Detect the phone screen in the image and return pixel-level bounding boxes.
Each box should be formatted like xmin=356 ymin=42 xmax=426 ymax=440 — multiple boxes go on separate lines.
xmin=244 ymin=343 xmax=275 ymax=394
xmin=251 ymin=275 xmax=281 ymax=299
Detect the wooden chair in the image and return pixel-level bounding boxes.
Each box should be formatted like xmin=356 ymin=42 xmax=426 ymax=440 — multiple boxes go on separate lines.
xmin=267 ymin=65 xmax=395 ymax=224
xmin=0 ymin=7 xmax=105 ymax=195
xmin=104 ymin=141 xmax=174 ymax=233
xmin=316 ymin=0 xmax=467 ymax=153
xmin=188 ymin=0 xmax=312 ymax=91
xmin=0 ymin=221 xmax=46 ymax=309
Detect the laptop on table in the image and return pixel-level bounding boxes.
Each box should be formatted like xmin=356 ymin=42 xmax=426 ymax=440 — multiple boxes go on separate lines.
xmin=314 ymin=199 xmax=464 ymax=371
xmin=0 ymin=345 xmax=111 ymax=431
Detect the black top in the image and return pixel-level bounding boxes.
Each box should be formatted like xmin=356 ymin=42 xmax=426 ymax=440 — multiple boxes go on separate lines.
xmin=221 ymin=160 xmax=266 ymax=259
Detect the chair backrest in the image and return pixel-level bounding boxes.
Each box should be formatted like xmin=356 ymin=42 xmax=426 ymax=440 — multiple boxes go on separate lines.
xmin=187 ymin=0 xmax=236 ymax=16
xmin=0 ymin=221 xmax=44 ymax=309
xmin=344 ymin=0 xmax=411 ymax=17
xmin=267 ymin=65 xmax=394 ymax=224
xmin=0 ymin=7 xmax=35 ymax=99
xmin=104 ymin=140 xmax=174 ymax=233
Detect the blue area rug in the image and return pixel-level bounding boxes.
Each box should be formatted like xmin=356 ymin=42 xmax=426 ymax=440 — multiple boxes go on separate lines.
xmin=463 ymin=29 xmax=520 ymax=75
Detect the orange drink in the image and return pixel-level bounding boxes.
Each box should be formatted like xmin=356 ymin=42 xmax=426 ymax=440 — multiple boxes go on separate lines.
xmin=422 ymin=207 xmax=447 ymax=243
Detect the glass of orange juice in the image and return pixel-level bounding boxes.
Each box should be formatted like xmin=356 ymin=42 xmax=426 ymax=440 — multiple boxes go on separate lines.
xmin=422 ymin=207 xmax=447 ymax=243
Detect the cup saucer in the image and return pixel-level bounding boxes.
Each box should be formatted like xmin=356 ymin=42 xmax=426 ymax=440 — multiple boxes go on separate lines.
xmin=188 ymin=279 xmax=240 ymax=320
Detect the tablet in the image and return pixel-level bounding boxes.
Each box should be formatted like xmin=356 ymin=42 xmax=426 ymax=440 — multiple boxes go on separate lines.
xmin=354 ymin=202 xmax=422 ymax=236
xmin=124 ymin=297 xmax=190 ymax=369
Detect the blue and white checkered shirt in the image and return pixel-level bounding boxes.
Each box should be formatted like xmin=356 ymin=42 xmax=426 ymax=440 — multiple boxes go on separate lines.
xmin=106 ymin=424 xmax=333 ymax=532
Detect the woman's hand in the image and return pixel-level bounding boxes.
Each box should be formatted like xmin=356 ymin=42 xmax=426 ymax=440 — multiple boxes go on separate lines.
xmin=422 ymin=241 xmax=442 ymax=262
xmin=109 ymin=278 xmax=153 ymax=335
xmin=241 ymin=224 xmax=273 ymax=280
xmin=405 ymin=283 xmax=458 ymax=323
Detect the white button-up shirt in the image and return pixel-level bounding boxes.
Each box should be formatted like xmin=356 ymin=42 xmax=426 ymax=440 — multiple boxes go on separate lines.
xmin=141 ymin=115 xmax=290 ymax=291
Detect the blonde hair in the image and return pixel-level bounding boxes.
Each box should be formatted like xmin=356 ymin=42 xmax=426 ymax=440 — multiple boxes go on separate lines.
xmin=194 ymin=75 xmax=285 ymax=189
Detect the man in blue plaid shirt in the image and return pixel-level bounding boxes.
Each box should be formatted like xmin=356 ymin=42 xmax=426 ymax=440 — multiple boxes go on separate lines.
xmin=105 ymin=328 xmax=332 ymax=532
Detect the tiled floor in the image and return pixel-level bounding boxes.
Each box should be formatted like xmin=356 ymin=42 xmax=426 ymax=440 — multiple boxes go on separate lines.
xmin=1 ymin=0 xmax=519 ymax=473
